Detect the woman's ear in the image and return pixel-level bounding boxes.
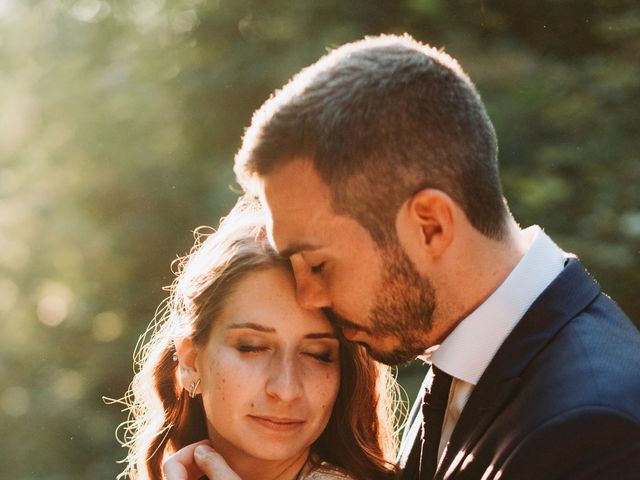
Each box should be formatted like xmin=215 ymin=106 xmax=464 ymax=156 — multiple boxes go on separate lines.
xmin=174 ymin=337 xmax=199 ymax=390
xmin=396 ymin=189 xmax=455 ymax=262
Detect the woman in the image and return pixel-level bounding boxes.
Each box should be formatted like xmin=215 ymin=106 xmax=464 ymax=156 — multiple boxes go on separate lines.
xmin=118 ymin=197 xmax=398 ymax=480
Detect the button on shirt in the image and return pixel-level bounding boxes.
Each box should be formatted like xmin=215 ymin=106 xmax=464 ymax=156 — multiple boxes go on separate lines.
xmin=427 ymin=225 xmax=568 ymax=462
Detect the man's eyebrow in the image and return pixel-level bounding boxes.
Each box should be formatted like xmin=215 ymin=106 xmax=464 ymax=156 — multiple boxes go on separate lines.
xmin=227 ymin=322 xmax=276 ymax=333
xmin=278 ymin=242 xmax=321 ymax=258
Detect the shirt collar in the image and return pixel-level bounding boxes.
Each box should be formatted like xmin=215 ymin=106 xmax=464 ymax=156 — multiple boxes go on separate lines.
xmin=428 ymin=226 xmax=567 ymax=385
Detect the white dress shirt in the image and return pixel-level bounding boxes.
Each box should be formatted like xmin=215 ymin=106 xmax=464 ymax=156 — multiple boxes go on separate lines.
xmin=427 ymin=225 xmax=568 ymax=462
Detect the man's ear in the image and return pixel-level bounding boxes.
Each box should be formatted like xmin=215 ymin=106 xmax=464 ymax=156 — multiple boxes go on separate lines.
xmin=174 ymin=336 xmax=199 ymax=390
xmin=396 ymin=189 xmax=455 ymax=261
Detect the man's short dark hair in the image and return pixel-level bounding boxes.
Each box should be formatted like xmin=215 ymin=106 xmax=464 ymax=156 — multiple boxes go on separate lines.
xmin=235 ymin=34 xmax=509 ymax=245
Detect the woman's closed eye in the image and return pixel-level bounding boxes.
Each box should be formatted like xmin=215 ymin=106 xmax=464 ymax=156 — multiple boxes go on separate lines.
xmin=304 ymin=350 xmax=335 ymax=364
xmin=236 ymin=344 xmax=269 ymax=353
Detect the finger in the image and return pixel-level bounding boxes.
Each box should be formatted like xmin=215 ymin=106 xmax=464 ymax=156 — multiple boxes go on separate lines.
xmin=162 ymin=440 xmax=210 ymax=480
xmin=162 ymin=460 xmax=188 ymax=480
xmin=194 ymin=445 xmax=242 ymax=480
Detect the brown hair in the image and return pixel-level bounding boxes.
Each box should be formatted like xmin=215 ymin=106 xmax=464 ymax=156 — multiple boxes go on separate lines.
xmin=234 ymin=34 xmax=509 ymax=245
xmin=117 ymin=196 xmax=398 ymax=479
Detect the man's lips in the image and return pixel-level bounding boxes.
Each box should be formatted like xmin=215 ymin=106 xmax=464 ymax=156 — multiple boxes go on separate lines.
xmin=341 ymin=327 xmax=360 ymax=340
xmin=248 ymin=415 xmax=305 ymax=432
xmin=341 ymin=327 xmax=374 ymax=354
xmin=322 ymin=308 xmax=369 ymax=341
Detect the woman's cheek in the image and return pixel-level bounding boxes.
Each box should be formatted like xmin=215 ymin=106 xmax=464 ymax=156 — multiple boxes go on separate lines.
xmin=206 ymin=353 xmax=255 ymax=400
xmin=306 ymin=364 xmax=340 ymax=411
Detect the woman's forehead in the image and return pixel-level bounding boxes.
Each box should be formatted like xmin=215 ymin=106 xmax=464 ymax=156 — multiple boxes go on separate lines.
xmin=213 ymin=268 xmax=334 ymax=336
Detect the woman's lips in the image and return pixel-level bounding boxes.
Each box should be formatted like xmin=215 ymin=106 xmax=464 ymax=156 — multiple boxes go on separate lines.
xmin=249 ymin=415 xmax=305 ymax=432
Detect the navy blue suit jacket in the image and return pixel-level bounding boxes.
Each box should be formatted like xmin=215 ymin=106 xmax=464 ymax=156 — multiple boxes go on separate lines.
xmin=398 ymin=259 xmax=640 ymax=479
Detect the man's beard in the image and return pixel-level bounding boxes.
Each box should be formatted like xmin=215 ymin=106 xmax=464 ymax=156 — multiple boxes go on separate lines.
xmin=326 ymin=242 xmax=436 ymax=366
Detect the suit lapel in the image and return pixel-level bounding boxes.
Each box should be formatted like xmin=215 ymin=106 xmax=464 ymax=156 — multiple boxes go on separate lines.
xmin=435 ymin=377 xmax=520 ymax=479
xmin=435 ymin=259 xmax=601 ymax=479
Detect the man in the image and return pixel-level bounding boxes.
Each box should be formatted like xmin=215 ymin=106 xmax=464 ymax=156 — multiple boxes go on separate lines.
xmin=224 ymin=35 xmax=639 ymax=479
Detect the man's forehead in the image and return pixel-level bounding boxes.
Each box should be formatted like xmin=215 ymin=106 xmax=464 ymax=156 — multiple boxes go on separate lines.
xmin=262 ymin=198 xmax=327 ymax=256
xmin=260 ymin=159 xmax=332 ymax=205
xmin=258 ymin=159 xmax=334 ymax=254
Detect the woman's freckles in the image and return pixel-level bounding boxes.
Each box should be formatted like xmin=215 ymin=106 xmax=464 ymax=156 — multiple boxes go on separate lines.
xmin=190 ymin=268 xmax=342 ymax=467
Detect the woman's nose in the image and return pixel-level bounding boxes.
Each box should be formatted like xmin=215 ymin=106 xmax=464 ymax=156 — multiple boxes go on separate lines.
xmin=265 ymin=354 xmax=303 ymax=402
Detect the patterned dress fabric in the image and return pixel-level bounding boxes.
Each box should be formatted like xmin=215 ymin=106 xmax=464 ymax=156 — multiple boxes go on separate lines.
xmin=302 ymin=462 xmax=353 ymax=479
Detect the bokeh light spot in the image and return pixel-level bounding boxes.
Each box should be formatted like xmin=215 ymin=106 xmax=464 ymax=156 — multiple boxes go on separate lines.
xmin=171 ymin=9 xmax=198 ymax=33
xmin=37 ymin=294 xmax=68 ymax=326
xmin=92 ymin=311 xmax=124 ymax=342
xmin=53 ymin=369 xmax=85 ymax=401
xmin=37 ymin=281 xmax=73 ymax=327
xmin=0 ymin=386 xmax=30 ymax=417
xmin=69 ymin=0 xmax=103 ymax=22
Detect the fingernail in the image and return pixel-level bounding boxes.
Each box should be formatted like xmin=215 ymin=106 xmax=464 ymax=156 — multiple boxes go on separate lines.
xmin=195 ymin=445 xmax=211 ymax=457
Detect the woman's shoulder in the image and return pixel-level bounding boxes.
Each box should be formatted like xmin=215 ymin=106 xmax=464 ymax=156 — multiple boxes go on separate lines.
xmin=303 ymin=462 xmax=354 ymax=480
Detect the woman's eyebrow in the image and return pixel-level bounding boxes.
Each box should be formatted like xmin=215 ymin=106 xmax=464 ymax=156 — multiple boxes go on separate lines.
xmin=227 ymin=322 xmax=276 ymax=333
xmin=304 ymin=332 xmax=338 ymax=340
xmin=227 ymin=323 xmax=337 ymax=339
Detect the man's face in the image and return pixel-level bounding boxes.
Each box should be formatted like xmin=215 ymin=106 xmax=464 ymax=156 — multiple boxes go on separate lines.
xmin=260 ymin=158 xmax=435 ymax=365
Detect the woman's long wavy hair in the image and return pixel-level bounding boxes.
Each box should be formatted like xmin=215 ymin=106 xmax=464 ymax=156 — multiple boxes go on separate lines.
xmin=117 ymin=196 xmax=400 ymax=480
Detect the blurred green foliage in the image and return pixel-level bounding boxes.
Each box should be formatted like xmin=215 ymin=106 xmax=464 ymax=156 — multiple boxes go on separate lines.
xmin=0 ymin=1 xmax=638 ymax=478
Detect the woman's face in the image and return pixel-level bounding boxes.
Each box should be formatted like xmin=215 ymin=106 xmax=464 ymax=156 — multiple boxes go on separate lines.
xmin=194 ymin=266 xmax=341 ymax=463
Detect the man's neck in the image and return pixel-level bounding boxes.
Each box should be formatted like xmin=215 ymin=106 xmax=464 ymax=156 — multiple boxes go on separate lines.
xmin=432 ymin=220 xmax=529 ymax=345
xmin=465 ymin=221 xmax=529 ymax=311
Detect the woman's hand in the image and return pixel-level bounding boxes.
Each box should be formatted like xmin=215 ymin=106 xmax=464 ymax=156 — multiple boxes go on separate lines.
xmin=162 ymin=440 xmax=242 ymax=480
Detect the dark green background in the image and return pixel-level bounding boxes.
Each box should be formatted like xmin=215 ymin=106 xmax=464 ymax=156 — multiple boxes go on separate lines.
xmin=1 ymin=1 xmax=638 ymax=478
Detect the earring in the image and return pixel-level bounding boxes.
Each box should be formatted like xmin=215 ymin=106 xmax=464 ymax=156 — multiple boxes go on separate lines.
xmin=172 ymin=352 xmax=178 ymax=362
xmin=188 ymin=379 xmax=201 ymax=398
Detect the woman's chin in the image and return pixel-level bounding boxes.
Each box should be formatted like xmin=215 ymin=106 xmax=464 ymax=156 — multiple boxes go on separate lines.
xmin=211 ymin=428 xmax=312 ymax=465
xmin=228 ymin=439 xmax=311 ymax=465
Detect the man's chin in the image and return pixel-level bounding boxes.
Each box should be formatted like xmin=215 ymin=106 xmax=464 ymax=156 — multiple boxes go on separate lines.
xmin=359 ymin=343 xmax=422 ymax=366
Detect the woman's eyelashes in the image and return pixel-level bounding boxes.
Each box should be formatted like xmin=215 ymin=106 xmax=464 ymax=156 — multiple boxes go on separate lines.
xmin=236 ymin=343 xmax=268 ymax=353
xmin=305 ymin=350 xmax=335 ymax=363
xmin=235 ymin=342 xmax=336 ymax=364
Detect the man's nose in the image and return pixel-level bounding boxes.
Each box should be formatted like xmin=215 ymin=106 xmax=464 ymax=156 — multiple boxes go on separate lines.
xmin=290 ymin=256 xmax=332 ymax=310
xmin=265 ymin=353 xmax=303 ymax=402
